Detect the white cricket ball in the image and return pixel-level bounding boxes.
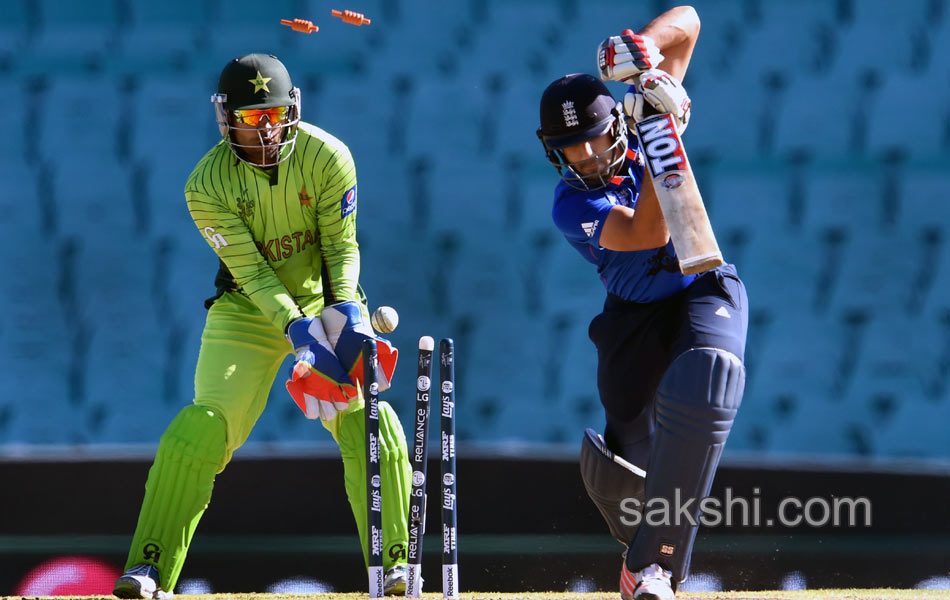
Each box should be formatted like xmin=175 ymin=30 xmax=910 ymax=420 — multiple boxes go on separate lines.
xmin=371 ymin=306 xmax=399 ymax=334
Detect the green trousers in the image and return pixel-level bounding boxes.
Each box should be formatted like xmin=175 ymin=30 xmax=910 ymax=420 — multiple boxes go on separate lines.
xmin=123 ymin=292 xmax=410 ymax=591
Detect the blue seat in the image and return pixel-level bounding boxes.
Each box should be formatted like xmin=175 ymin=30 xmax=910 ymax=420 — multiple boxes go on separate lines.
xmin=0 ymin=159 xmax=40 ymax=234
xmin=493 ymin=78 xmax=550 ymax=157
xmin=750 ymin=309 xmax=844 ymax=407
xmin=826 ymin=22 xmax=918 ymax=83
xmin=0 ymin=0 xmax=30 ymax=58
xmin=685 ymin=71 xmax=769 ymax=160
xmin=766 ymin=399 xmax=872 ymax=457
xmin=727 ymin=1 xmax=836 ymax=83
xmin=772 ymin=75 xmax=859 ymax=160
xmin=865 ymin=72 xmax=946 ymax=159
xmin=39 ymin=75 xmax=124 ymax=165
xmin=875 ymin=399 xmax=950 ymax=458
xmin=799 ymin=169 xmax=883 ymax=231
xmin=110 ymin=0 xmax=209 ymax=74
xmin=132 ymin=75 xmax=219 ymax=166
xmin=21 ymin=0 xmax=119 ymax=74
xmin=737 ymin=229 xmax=823 ymax=311
xmin=0 ymin=235 xmax=74 ymax=444
xmin=51 ymin=159 xmax=136 ymax=237
xmin=707 ymin=165 xmax=792 ymax=231
xmin=897 ymin=169 xmax=950 ymax=231
xmin=827 ymin=229 xmax=920 ymax=313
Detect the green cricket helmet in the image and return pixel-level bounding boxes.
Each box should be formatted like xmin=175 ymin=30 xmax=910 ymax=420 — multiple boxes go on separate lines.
xmin=211 ymin=53 xmax=301 ymax=167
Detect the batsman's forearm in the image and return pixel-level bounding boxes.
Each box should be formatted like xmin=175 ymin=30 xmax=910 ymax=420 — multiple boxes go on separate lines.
xmin=631 ymin=179 xmax=671 ymax=249
xmin=639 ymin=5 xmax=700 ymax=81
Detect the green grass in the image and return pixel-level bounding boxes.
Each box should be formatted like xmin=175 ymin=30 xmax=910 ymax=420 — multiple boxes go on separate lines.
xmin=3 ymin=591 xmax=949 ymax=600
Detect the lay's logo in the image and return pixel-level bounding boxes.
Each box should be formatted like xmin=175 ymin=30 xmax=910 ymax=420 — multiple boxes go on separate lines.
xmin=341 ymin=185 xmax=357 ymax=218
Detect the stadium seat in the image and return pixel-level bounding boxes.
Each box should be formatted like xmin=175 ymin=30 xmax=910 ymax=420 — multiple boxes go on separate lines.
xmin=865 ymin=72 xmax=947 ymax=159
xmin=897 ymin=169 xmax=950 ymax=231
xmin=0 ymin=235 xmax=75 ymax=444
xmin=0 ymin=0 xmax=31 ymax=60
xmin=735 ymin=229 xmax=824 ymax=312
xmin=50 ymin=159 xmax=136 ymax=238
xmin=132 ymin=75 xmax=220 ymax=168
xmin=827 ymin=228 xmax=921 ymax=313
xmin=798 ymin=168 xmax=884 ymax=231
xmin=39 ymin=75 xmax=124 ymax=165
xmin=771 ymin=74 xmax=860 ymax=160
xmin=685 ymin=70 xmax=769 ymax=160
xmin=825 ymin=22 xmax=919 ymax=83
xmin=875 ymin=398 xmax=950 ymax=457
xmin=726 ymin=0 xmax=836 ymax=83
xmin=24 ymin=0 xmax=120 ymax=75
xmin=111 ymin=0 xmax=209 ymax=74
xmin=0 ymin=159 xmax=40 ymax=234
xmin=706 ymin=164 xmax=793 ymax=231
xmin=766 ymin=399 xmax=873 ymax=457
xmin=751 ymin=309 xmax=844 ymax=407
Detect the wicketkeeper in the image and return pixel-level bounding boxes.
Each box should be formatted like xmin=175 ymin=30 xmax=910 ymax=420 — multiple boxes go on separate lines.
xmin=537 ymin=7 xmax=748 ymax=600
xmin=113 ymin=54 xmax=412 ymax=599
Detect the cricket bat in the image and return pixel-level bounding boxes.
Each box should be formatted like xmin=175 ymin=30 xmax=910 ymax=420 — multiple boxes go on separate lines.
xmin=635 ymin=112 xmax=724 ymax=275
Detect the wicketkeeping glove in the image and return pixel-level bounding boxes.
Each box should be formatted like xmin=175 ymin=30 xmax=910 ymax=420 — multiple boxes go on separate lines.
xmin=623 ymin=68 xmax=691 ymax=133
xmin=321 ymin=300 xmax=398 ymax=392
xmin=597 ymin=30 xmax=664 ymax=85
xmin=285 ymin=317 xmax=359 ymax=420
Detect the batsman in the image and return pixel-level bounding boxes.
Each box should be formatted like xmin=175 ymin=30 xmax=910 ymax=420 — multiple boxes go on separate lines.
xmin=537 ymin=7 xmax=748 ymax=600
xmin=113 ymin=54 xmax=412 ymax=598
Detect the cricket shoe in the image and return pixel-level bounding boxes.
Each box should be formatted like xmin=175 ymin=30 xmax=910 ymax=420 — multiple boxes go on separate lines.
xmin=113 ymin=564 xmax=174 ymax=599
xmin=620 ymin=561 xmax=675 ymax=600
xmin=383 ymin=564 xmax=408 ymax=595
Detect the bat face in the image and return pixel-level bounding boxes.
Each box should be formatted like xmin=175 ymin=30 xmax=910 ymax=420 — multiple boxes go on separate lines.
xmin=635 ymin=113 xmax=724 ymax=275
xmin=639 ymin=113 xmax=689 ymax=179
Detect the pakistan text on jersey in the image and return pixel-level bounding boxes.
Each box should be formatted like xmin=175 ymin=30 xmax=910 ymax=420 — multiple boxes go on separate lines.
xmin=256 ymin=230 xmax=318 ymax=262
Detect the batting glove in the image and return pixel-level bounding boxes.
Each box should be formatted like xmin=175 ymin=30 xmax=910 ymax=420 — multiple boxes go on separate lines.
xmin=623 ymin=68 xmax=691 ymax=133
xmin=285 ymin=317 xmax=359 ymax=421
xmin=321 ymin=300 xmax=398 ymax=392
xmin=597 ymin=31 xmax=664 ymax=85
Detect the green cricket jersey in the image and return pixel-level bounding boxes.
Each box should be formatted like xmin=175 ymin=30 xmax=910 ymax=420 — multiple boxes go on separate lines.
xmin=185 ymin=122 xmax=359 ymax=332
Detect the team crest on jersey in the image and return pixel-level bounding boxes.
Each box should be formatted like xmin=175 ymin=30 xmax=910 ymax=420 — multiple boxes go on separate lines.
xmin=236 ymin=193 xmax=254 ymax=222
xmin=341 ymin=185 xmax=357 ymax=217
xmin=605 ymin=187 xmax=633 ymax=207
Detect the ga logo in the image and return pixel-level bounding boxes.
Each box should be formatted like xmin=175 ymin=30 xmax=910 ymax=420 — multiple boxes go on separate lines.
xmin=341 ymin=185 xmax=357 ymax=218
xmin=203 ymin=227 xmax=229 ymax=249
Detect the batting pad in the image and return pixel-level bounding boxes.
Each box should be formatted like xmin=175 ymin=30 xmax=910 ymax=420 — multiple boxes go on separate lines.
xmin=339 ymin=400 xmax=412 ymax=569
xmin=124 ymin=404 xmax=229 ymax=591
xmin=626 ymin=347 xmax=744 ymax=582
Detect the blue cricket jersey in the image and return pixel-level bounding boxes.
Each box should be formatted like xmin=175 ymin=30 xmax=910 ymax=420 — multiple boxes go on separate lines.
xmin=551 ymin=131 xmax=697 ymax=303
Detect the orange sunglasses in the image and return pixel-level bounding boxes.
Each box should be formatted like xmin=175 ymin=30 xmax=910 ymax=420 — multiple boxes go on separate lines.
xmin=232 ymin=106 xmax=290 ymax=126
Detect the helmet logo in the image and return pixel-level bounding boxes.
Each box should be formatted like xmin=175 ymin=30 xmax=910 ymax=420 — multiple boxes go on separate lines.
xmin=561 ymin=101 xmax=579 ymax=127
xmin=249 ymin=70 xmax=272 ymax=94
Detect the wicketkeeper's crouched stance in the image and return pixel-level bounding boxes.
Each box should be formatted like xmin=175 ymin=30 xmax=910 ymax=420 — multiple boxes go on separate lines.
xmin=537 ymin=7 xmax=748 ymax=600
xmin=113 ymin=54 xmax=411 ymax=599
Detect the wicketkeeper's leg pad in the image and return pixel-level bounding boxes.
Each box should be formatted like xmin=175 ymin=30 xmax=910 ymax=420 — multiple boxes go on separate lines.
xmin=339 ymin=400 xmax=411 ymax=570
xmin=124 ymin=404 xmax=230 ymax=592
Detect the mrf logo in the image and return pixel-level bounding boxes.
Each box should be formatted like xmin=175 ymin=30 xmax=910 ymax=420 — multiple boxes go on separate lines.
xmin=635 ymin=113 xmax=687 ymax=178
xmin=143 ymin=543 xmax=162 ymax=562
xmin=340 ymin=184 xmax=357 ymax=218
